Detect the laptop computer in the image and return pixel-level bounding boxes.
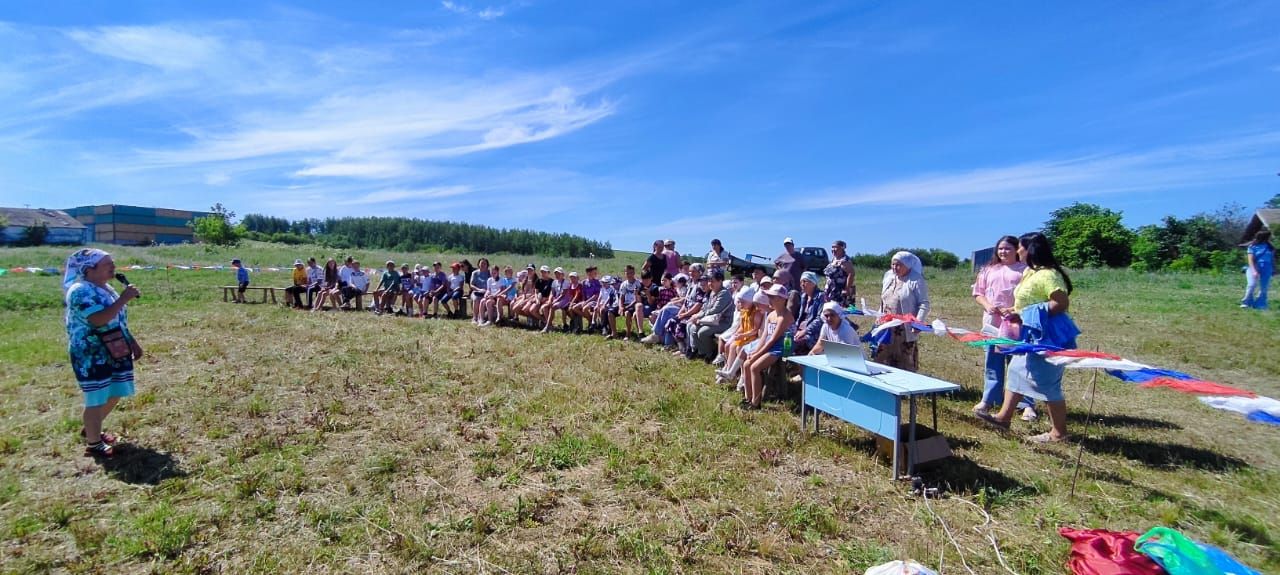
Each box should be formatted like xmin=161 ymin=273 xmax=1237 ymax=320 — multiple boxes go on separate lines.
xmin=824 ymin=341 xmax=890 ymax=375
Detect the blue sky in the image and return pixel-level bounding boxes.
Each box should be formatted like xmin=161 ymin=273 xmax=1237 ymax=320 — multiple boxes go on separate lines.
xmin=2 ymin=1 xmax=1278 ymax=258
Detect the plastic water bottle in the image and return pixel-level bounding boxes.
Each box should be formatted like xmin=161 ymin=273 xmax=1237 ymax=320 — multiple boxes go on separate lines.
xmin=782 ymin=332 xmax=793 ymax=357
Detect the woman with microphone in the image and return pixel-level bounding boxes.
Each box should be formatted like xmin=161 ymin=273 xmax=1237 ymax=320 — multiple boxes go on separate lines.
xmin=63 ymin=248 xmax=143 ymax=458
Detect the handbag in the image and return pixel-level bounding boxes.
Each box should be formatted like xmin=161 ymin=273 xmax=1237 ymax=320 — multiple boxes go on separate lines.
xmin=97 ymin=327 xmax=133 ymax=361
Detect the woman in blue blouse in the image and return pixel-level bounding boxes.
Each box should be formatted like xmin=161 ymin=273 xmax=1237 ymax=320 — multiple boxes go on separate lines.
xmin=63 ymin=249 xmax=142 ymax=458
xmin=1242 ymin=230 xmax=1274 ymax=310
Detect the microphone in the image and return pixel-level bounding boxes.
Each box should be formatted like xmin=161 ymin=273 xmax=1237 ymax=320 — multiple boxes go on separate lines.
xmin=115 ymin=273 xmax=138 ymax=298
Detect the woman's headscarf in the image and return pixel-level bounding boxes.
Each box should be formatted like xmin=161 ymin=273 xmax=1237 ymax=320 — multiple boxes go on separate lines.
xmin=751 ymin=288 xmax=771 ymax=307
xmin=63 ymin=248 xmax=109 ymax=293
xmin=882 ymin=250 xmax=924 ymax=291
xmin=734 ymin=285 xmax=753 ymax=304
xmin=821 ymin=301 xmax=845 ymax=317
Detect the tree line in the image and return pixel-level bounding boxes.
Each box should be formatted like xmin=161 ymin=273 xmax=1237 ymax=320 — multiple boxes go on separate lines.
xmin=1041 ymin=195 xmax=1276 ymax=272
xmin=238 ymin=213 xmax=614 ymax=258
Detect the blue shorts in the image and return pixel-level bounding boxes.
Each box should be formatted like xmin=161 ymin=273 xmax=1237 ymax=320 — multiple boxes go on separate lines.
xmin=439 ymin=289 xmax=461 ymax=303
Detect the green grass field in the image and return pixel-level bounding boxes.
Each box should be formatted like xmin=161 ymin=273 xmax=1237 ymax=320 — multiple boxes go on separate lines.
xmin=1 ymin=241 xmax=1278 ymax=574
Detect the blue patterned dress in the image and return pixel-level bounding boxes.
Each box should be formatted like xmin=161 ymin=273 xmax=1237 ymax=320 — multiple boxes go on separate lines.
xmin=65 ymin=281 xmax=135 ymax=406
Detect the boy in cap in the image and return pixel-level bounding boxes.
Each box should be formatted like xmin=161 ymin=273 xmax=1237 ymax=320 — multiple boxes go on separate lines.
xmin=596 ymin=275 xmax=619 ymax=337
xmin=373 ymin=260 xmax=400 ymax=315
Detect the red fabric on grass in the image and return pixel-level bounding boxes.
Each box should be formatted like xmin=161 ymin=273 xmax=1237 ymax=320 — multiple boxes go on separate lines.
xmin=1059 ymin=527 xmax=1166 ymax=575
xmin=950 ymin=332 xmax=995 ymax=343
xmin=877 ymin=313 xmax=917 ymax=324
xmin=1139 ymin=377 xmax=1257 ymax=398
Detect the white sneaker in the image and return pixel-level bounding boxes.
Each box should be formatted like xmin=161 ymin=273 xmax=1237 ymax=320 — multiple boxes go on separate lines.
xmin=479 ymin=321 xmax=490 ymax=327
xmin=1021 ymin=407 xmax=1039 ymax=422
xmin=640 ymin=334 xmax=659 ymax=344
xmin=1240 ymin=303 xmax=1249 ymax=308
xmin=711 ymin=354 xmax=726 ymax=366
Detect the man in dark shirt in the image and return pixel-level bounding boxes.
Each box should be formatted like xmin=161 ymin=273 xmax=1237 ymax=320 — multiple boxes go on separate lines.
xmin=644 ymin=240 xmax=667 ymax=281
xmin=774 ymin=237 xmax=806 ymax=292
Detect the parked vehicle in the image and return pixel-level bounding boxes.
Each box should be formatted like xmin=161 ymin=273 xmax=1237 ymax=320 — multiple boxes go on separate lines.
xmin=727 ymin=246 xmax=830 ymax=277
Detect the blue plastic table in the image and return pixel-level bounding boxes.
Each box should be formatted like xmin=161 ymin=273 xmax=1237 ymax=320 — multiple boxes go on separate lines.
xmin=787 ymin=354 xmax=960 ymax=478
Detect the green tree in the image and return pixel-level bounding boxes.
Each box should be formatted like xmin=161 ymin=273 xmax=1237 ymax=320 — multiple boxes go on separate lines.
xmin=1266 ymin=193 xmax=1280 ymax=209
xmin=1044 ymin=203 xmax=1133 ymax=267
xmin=190 ymin=203 xmax=245 ymax=246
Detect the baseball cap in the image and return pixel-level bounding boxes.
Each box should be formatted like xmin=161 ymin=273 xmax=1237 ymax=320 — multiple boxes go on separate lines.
xmin=602 ymin=275 xmax=616 ymax=284
xmin=386 ymin=260 xmax=396 ymax=266
xmin=758 ymin=275 xmax=774 ymax=286
xmin=293 ymin=259 xmax=303 ymax=266
xmin=553 ymin=267 xmax=564 ymax=274
xmin=568 ymin=271 xmax=578 ymax=278
xmin=539 ymin=265 xmax=551 ymax=272
xmin=231 ymin=258 xmax=241 ymax=265
xmin=763 ymin=284 xmax=788 ymax=298
xmin=783 ymin=237 xmax=794 ymax=245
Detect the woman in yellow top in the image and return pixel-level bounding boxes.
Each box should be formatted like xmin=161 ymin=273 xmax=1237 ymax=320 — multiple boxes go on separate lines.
xmin=977 ymin=232 xmax=1076 ymax=443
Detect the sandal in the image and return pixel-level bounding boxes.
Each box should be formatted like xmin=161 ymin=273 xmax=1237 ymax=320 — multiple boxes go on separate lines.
xmin=974 ymin=411 xmax=1011 ymax=432
xmin=80 ymin=428 xmax=118 ymax=445
xmin=1025 ymin=432 xmax=1068 ymax=444
xmin=84 ymin=441 xmax=115 ymax=458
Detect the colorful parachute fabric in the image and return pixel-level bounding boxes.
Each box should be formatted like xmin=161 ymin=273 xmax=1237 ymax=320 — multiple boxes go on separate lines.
xmin=1139 ymin=377 xmax=1257 ymax=398
xmin=1059 ymin=527 xmax=1165 ymax=575
xmin=1135 ymin=526 xmax=1262 ymax=575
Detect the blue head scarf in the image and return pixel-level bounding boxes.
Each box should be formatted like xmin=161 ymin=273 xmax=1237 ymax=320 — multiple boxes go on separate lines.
xmin=63 ymin=248 xmax=110 ymax=293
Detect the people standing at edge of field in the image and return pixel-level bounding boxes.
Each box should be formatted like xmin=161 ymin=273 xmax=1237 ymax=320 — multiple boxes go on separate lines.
xmin=643 ymin=240 xmax=667 ymax=282
xmin=286 ymin=259 xmax=307 ymax=308
xmin=1242 ymin=230 xmax=1274 ymax=310
xmin=972 ymin=235 xmax=1038 ymax=421
xmin=231 ymin=258 xmax=250 ymax=303
xmin=824 ymin=240 xmax=856 ymax=307
xmin=663 ymin=240 xmax=681 ymax=276
xmin=875 ymin=251 xmax=930 ymax=372
xmin=976 ymin=232 xmax=1080 ymax=444
xmin=706 ymin=238 xmax=731 ymax=271
xmin=63 ymin=248 xmax=143 ymax=458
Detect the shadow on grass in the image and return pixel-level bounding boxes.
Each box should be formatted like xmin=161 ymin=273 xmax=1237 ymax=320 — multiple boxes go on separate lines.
xmin=96 ymin=444 xmax=186 ymax=485
xmin=1077 ymin=434 xmax=1248 ymax=472
xmin=828 ymin=433 xmax=1029 ymax=499
xmin=920 ymin=455 xmax=1031 ymax=499
xmin=1067 ymin=412 xmax=1182 ymax=430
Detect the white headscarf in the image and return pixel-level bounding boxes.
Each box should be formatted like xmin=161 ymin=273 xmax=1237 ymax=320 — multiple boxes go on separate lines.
xmin=63 ymin=248 xmax=110 ymax=293
xmin=882 ymin=251 xmax=924 ymax=291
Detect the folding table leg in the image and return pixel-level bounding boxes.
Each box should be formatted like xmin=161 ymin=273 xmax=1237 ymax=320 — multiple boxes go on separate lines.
xmin=908 ymin=397 xmax=918 ymax=477
xmin=932 ymin=394 xmax=938 ymax=430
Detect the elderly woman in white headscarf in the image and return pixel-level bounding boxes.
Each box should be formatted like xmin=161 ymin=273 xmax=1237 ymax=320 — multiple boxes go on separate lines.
xmin=63 ymin=248 xmax=143 ymax=458
xmin=876 ymin=251 xmax=930 ymax=372
xmin=808 ymin=301 xmax=860 ymax=355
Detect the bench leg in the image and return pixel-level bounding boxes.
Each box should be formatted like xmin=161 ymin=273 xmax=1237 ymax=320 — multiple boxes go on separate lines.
xmin=224 ymin=287 xmax=229 ymax=302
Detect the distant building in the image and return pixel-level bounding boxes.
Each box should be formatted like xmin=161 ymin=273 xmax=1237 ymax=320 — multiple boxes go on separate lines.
xmin=971 ymin=247 xmax=994 ymax=272
xmin=0 ymin=207 xmax=87 ymax=245
xmin=64 ymin=205 xmax=211 ymax=245
xmin=1239 ymin=208 xmax=1280 ymax=244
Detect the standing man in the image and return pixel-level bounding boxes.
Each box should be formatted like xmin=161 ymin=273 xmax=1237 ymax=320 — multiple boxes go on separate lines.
xmin=775 ymin=237 xmax=806 ymax=314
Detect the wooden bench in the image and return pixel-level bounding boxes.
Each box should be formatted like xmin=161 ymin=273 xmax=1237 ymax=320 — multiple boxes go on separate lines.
xmin=222 ymin=285 xmax=279 ymax=304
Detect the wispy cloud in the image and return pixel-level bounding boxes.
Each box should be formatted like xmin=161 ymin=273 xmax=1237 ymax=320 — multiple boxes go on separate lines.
xmin=795 ymin=131 xmax=1280 ymax=210
xmin=66 ymin=25 xmax=223 ymax=71
xmin=441 ymin=1 xmax=508 ymax=20
xmin=337 ymin=185 xmax=473 ymax=205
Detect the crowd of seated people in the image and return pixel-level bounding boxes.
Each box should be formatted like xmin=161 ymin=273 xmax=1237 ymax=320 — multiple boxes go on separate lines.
xmin=279 ymin=236 xmax=917 ymax=409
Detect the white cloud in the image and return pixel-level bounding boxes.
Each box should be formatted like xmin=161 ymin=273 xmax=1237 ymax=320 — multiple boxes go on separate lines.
xmin=478 ymin=7 xmax=506 ymax=20
xmin=204 ymin=172 xmax=230 ymax=185
xmin=795 ymin=131 xmax=1280 ymax=210
xmin=66 ymin=25 xmax=223 ymax=71
xmin=337 ymin=186 xmax=473 ymax=205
